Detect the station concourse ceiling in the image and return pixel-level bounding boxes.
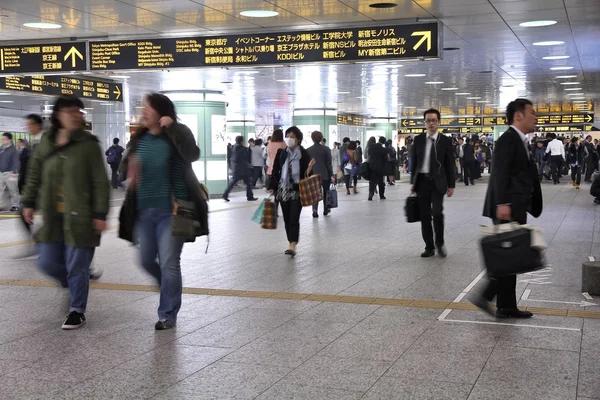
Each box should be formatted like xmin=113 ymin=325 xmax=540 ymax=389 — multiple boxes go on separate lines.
xmin=0 ymin=0 xmax=597 ymax=118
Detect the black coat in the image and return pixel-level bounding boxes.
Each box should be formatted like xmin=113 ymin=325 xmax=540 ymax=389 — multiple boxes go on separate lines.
xmin=463 ymin=144 xmax=475 ymax=163
xmin=231 ymin=144 xmax=250 ymax=176
xmin=410 ymin=133 xmax=456 ymax=194
xmin=18 ymin=147 xmax=30 ymax=191
xmin=367 ymin=143 xmax=387 ymax=173
xmin=268 ymin=146 xmax=312 ymax=191
xmin=483 ymin=127 xmax=542 ymax=224
xmin=568 ymin=143 xmax=585 ymax=165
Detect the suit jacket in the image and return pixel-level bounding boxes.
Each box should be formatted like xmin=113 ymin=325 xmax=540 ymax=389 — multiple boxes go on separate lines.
xmin=410 ymin=133 xmax=456 ymax=194
xmin=368 ymin=143 xmax=387 ymax=173
xmin=307 ymin=143 xmax=333 ymax=181
xmin=483 ymin=127 xmax=542 ymax=224
xmin=463 ymin=144 xmax=475 ymax=162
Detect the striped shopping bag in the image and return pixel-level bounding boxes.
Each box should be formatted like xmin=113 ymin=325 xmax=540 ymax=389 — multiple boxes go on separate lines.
xmin=260 ymin=199 xmax=277 ymax=229
xmin=299 ymin=174 xmax=322 ymax=207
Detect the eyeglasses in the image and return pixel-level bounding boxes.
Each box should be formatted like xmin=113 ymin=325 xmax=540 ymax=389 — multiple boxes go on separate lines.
xmin=425 ymin=119 xmax=439 ymax=123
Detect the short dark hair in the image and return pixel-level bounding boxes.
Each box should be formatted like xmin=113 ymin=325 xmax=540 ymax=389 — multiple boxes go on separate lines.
xmin=378 ymin=136 xmax=386 ymax=144
xmin=255 ymin=139 xmax=263 ymax=146
xmin=113 ymin=138 xmax=120 ymax=145
xmin=571 ymin=136 xmax=579 ymax=144
xmin=271 ymin=129 xmax=284 ymax=143
xmin=458 ymin=137 xmax=464 ymax=142
xmin=248 ymin=138 xmax=255 ymax=143
xmin=17 ymin=138 xmax=25 ymax=144
xmin=2 ymin=132 xmax=12 ymax=141
xmin=343 ymin=137 xmax=350 ymax=143
xmin=311 ymin=131 xmax=324 ymax=144
xmin=51 ymin=96 xmax=84 ymax=129
xmin=356 ymin=140 xmax=361 ymax=145
xmin=423 ymin=108 xmax=441 ymax=120
xmin=26 ymin=114 xmax=43 ymax=125
xmin=235 ymin=135 xmax=244 ymax=145
xmin=285 ymin=126 xmax=303 ymax=145
xmin=506 ymin=98 xmax=533 ymax=125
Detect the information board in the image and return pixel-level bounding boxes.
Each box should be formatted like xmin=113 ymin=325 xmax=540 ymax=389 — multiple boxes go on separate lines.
xmin=536 ymin=114 xmax=593 ymax=125
xmin=337 ymin=113 xmax=366 ymax=126
xmin=89 ymin=22 xmax=439 ymax=70
xmin=537 ymin=125 xmax=586 ymax=133
xmin=0 ymin=42 xmax=86 ymax=73
xmin=483 ymin=116 xmax=507 ymax=126
xmin=0 ymin=75 xmax=123 ymax=102
xmin=401 ymin=117 xmax=483 ymax=128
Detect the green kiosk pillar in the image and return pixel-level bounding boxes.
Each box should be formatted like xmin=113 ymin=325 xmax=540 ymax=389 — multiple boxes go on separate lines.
xmin=292 ymin=107 xmax=338 ymax=144
xmin=164 ymin=90 xmax=228 ymax=197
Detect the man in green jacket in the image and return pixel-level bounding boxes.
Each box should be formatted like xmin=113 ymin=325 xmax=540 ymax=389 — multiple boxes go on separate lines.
xmin=21 ymin=95 xmax=109 ymax=330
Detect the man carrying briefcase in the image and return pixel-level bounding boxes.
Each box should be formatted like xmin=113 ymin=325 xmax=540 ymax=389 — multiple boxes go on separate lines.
xmin=471 ymin=98 xmax=543 ymax=319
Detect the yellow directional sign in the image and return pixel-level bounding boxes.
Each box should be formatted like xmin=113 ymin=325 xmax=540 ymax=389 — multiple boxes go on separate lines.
xmin=586 ymin=114 xmax=593 ymax=123
xmin=411 ymin=31 xmax=432 ymax=51
xmin=113 ymin=85 xmax=121 ymax=100
xmin=64 ymin=46 xmax=84 ymax=68
xmin=62 ymin=9 xmax=81 ymax=26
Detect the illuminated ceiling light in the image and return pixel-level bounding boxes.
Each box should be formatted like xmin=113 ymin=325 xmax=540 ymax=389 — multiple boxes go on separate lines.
xmin=441 ymin=87 xmax=459 ymax=91
xmin=564 ymin=88 xmax=582 ymax=91
xmin=84 ymin=107 xmax=94 ymax=110
xmin=23 ymin=22 xmax=62 ymax=29
xmin=476 ymin=100 xmax=489 ymax=103
xmin=560 ymin=82 xmax=580 ymax=85
xmin=337 ymin=91 xmax=350 ymax=94
xmin=543 ymin=55 xmax=570 ymax=60
xmin=369 ymin=2 xmax=398 ymax=8
xmin=109 ymin=75 xmax=130 ymax=79
xmin=519 ymin=20 xmax=557 ymax=27
xmin=0 ymin=92 xmax=11 ymax=96
xmin=550 ymin=66 xmax=574 ymax=70
xmin=555 ymin=75 xmax=577 ymax=79
xmin=405 ymin=74 xmax=426 ymax=77
xmin=567 ymin=93 xmax=585 ymax=96
xmin=467 ymin=97 xmax=481 ymax=99
xmin=0 ymin=100 xmax=14 ymax=103
xmin=404 ymin=106 xmax=416 ymax=109
xmin=276 ymin=79 xmax=294 ymax=82
xmin=533 ymin=40 xmax=565 ymax=46
xmin=455 ymin=92 xmax=471 ymax=95
xmin=240 ymin=10 xmax=279 ymax=17
xmin=425 ymin=81 xmax=444 ymax=84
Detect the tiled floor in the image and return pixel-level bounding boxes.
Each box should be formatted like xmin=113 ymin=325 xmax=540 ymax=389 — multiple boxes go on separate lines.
xmin=0 ymin=177 xmax=599 ymax=399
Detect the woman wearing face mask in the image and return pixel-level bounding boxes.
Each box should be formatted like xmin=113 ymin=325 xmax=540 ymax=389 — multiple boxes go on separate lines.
xmin=21 ymin=95 xmax=110 ymax=330
xmin=269 ymin=126 xmax=315 ymax=257
xmin=119 ymin=93 xmax=201 ymax=330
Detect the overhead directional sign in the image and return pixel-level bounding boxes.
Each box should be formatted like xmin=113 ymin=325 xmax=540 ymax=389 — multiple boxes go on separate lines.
xmin=536 ymin=114 xmax=593 ymax=125
xmin=0 ymin=75 xmax=123 ymax=102
xmin=401 ymin=117 xmax=482 ymax=128
xmin=89 ymin=22 xmax=439 ymax=70
xmin=0 ymin=42 xmax=87 ymax=73
xmin=337 ymin=113 xmax=367 ymax=126
xmin=483 ymin=116 xmax=507 ymax=125
xmin=537 ymin=125 xmax=586 ymax=132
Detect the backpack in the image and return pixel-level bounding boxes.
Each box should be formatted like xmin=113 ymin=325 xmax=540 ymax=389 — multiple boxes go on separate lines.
xmin=106 ymin=147 xmax=118 ymax=164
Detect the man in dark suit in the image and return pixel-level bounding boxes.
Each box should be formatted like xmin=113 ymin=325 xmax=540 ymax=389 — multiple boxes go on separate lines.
xmin=307 ymin=131 xmax=334 ymax=217
xmin=583 ymin=135 xmax=597 ymax=182
xmin=367 ymin=136 xmax=387 ymax=201
xmin=462 ymin=137 xmax=476 ymax=185
xmin=410 ymin=108 xmax=456 ymax=258
xmin=472 ymin=98 xmax=543 ymax=319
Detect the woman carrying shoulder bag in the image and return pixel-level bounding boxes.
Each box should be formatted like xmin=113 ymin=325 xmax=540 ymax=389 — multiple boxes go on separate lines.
xmin=119 ymin=93 xmax=203 ymax=331
xmin=269 ymin=126 xmax=315 ymax=257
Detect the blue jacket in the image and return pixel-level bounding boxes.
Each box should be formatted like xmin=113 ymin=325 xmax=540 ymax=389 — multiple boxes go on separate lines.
xmin=0 ymin=144 xmax=20 ymax=173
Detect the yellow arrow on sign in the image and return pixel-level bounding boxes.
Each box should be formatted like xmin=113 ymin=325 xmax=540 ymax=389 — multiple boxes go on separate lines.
xmin=475 ymin=118 xmax=481 ymax=124
xmin=402 ymin=119 xmax=408 ymax=127
xmin=62 ymin=9 xmax=81 ymax=26
xmin=64 ymin=46 xmax=83 ymax=68
xmin=411 ymin=31 xmax=432 ymax=52
xmin=113 ymin=85 xmax=121 ymax=100
xmin=585 ymin=114 xmax=592 ymax=123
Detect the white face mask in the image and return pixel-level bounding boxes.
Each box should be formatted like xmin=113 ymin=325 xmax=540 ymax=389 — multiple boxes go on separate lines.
xmin=285 ymin=137 xmax=297 ymax=148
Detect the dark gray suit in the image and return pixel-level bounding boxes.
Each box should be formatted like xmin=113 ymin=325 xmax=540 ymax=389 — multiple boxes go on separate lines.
xmin=307 ymin=143 xmax=334 ymax=213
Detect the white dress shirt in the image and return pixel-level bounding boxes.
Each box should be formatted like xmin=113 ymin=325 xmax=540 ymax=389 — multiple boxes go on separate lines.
xmin=420 ymin=132 xmax=439 ymax=174
xmin=546 ymin=138 xmax=565 ymax=158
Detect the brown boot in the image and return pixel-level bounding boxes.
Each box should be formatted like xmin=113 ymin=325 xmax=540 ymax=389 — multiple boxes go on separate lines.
xmin=353 ymin=188 xmax=359 ymax=194
xmin=346 ymin=189 xmax=351 ymax=195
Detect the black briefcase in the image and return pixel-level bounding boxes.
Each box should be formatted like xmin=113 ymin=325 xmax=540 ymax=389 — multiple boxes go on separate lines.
xmin=405 ymin=196 xmax=420 ymax=223
xmin=480 ymin=228 xmax=544 ymax=278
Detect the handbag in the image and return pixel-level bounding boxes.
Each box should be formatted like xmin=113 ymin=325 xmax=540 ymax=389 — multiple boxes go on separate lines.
xmin=260 ymin=198 xmax=277 ymax=229
xmin=359 ymin=162 xmax=371 ymax=180
xmin=172 ymin=198 xmax=201 ymax=237
xmin=405 ymin=195 xmax=420 ymax=223
xmin=252 ymin=199 xmax=268 ymax=224
xmin=328 ymin=184 xmax=338 ymax=209
xmin=299 ymin=173 xmax=322 ymax=207
xmin=480 ymin=225 xmax=544 ymax=278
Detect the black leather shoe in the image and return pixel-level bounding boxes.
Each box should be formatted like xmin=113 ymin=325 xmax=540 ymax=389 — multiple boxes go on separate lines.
xmin=222 ymin=196 xmax=230 ymax=202
xmin=380 ymin=196 xmax=386 ymax=200
xmin=248 ymin=197 xmax=258 ymax=201
xmin=421 ymin=249 xmax=435 ymax=258
xmin=496 ymin=308 xmax=533 ymax=319
xmin=312 ymin=212 xmax=319 ymax=218
xmin=437 ymin=246 xmax=447 ymax=258
xmin=368 ymin=196 xmax=373 ymax=201
xmin=469 ymin=295 xmax=495 ymax=317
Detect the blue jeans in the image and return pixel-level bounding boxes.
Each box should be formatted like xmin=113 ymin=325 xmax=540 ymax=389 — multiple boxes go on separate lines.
xmin=136 ymin=208 xmax=185 ymax=322
xmin=38 ymin=242 xmax=95 ymax=313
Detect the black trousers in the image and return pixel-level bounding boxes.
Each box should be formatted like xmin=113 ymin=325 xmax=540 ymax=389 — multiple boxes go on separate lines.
xmin=369 ymin=171 xmax=385 ymax=198
xmin=550 ymin=155 xmax=562 ymax=183
xmin=463 ymin=160 xmax=475 ymax=185
xmin=251 ymin=166 xmax=264 ymax=187
xmin=571 ymin=165 xmax=581 ymax=185
xmin=344 ymin=174 xmax=357 ymax=190
xmin=313 ymin=180 xmax=330 ymax=213
xmin=223 ymin=173 xmax=254 ymax=200
xmin=281 ymin=197 xmax=302 ymax=243
xmin=110 ymin=165 xmax=120 ymax=189
xmin=481 ymin=217 xmax=525 ymax=309
xmin=585 ymin=158 xmax=595 ymax=181
xmin=416 ymin=175 xmax=445 ymax=250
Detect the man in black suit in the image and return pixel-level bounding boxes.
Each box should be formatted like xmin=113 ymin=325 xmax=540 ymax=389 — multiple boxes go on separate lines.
xmin=462 ymin=137 xmax=476 ymax=185
xmin=410 ymin=108 xmax=456 ymax=258
xmin=307 ymin=131 xmax=335 ymax=217
xmin=583 ymin=135 xmax=597 ymax=182
xmin=472 ymin=98 xmax=543 ymax=319
xmin=367 ymin=136 xmax=388 ymax=201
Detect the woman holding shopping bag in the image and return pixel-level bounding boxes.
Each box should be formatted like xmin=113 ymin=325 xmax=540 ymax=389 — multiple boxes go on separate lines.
xmin=269 ymin=126 xmax=315 ymax=257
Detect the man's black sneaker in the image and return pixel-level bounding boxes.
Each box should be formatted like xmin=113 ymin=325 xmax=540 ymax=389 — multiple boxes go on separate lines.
xmin=421 ymin=249 xmax=435 ymax=258
xmin=155 ymin=320 xmax=176 ymax=330
xmin=10 ymin=206 xmax=19 ymax=212
xmin=248 ymin=197 xmax=258 ymax=202
xmin=62 ymin=312 xmax=86 ymax=330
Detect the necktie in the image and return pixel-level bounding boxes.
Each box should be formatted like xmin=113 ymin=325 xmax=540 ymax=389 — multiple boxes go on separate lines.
xmin=429 ymin=137 xmax=437 ymax=174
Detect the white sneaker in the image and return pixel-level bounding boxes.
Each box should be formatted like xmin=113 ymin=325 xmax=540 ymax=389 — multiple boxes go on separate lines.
xmin=89 ymin=265 xmax=103 ymax=280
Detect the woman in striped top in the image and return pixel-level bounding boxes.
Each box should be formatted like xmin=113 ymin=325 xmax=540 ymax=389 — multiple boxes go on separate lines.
xmin=125 ymin=93 xmax=200 ymax=330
